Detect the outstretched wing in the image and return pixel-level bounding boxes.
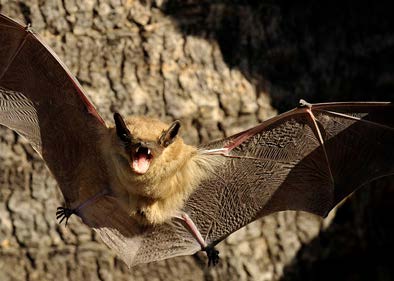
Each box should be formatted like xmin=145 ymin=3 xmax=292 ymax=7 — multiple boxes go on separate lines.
xmin=89 ymin=101 xmax=393 ymax=267
xmin=0 ymin=14 xmax=107 ymax=205
xmin=188 ymin=101 xmax=394 ymax=247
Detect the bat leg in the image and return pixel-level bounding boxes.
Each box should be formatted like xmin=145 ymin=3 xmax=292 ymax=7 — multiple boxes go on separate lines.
xmin=205 ymin=245 xmax=220 ymax=267
xmin=176 ymin=212 xmax=220 ymax=266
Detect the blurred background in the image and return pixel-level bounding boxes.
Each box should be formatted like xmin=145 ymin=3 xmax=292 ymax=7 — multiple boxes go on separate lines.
xmin=0 ymin=0 xmax=393 ymax=280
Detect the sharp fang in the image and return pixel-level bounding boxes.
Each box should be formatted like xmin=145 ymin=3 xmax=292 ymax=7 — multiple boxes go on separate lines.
xmin=136 ymin=147 xmax=140 ymax=153
xmin=147 ymin=148 xmax=151 ymax=155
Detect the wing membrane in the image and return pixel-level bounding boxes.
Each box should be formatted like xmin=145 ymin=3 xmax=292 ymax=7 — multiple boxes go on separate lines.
xmin=191 ymin=102 xmax=393 ymax=246
xmin=0 ymin=14 xmax=106 ymax=204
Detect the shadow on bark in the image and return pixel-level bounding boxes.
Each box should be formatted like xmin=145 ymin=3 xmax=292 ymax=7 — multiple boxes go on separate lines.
xmin=281 ymin=178 xmax=394 ymax=281
xmin=160 ymin=0 xmax=394 ymax=112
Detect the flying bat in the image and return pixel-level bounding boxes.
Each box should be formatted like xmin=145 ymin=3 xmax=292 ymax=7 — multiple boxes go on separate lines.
xmin=0 ymin=13 xmax=393 ymax=267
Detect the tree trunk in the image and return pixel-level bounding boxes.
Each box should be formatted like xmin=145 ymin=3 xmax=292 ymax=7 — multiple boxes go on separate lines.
xmin=0 ymin=1 xmax=393 ymax=280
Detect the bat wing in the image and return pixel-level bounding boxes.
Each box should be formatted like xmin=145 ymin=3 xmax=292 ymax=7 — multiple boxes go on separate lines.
xmin=188 ymin=101 xmax=394 ymax=247
xmin=0 ymin=14 xmax=107 ymax=205
xmin=0 ymin=14 xmax=193 ymax=266
xmin=0 ymin=13 xmax=197 ymax=267
xmin=88 ymin=101 xmax=393 ymax=267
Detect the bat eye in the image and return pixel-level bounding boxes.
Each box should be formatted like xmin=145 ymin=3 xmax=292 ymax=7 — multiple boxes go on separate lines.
xmin=159 ymin=120 xmax=181 ymax=147
xmin=119 ymin=133 xmax=130 ymax=142
xmin=114 ymin=112 xmax=131 ymax=143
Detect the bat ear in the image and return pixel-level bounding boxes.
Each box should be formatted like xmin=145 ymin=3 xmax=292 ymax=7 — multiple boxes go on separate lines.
xmin=114 ymin=112 xmax=131 ymax=143
xmin=159 ymin=120 xmax=181 ymax=147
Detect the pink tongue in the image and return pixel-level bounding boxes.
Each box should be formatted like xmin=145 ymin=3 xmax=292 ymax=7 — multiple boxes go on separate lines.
xmin=133 ymin=154 xmax=150 ymax=174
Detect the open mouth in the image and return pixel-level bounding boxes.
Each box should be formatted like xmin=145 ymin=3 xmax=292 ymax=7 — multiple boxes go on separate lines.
xmin=131 ymin=146 xmax=153 ymax=174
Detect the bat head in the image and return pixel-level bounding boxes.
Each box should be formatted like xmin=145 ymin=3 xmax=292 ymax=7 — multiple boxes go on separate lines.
xmin=113 ymin=113 xmax=182 ymax=176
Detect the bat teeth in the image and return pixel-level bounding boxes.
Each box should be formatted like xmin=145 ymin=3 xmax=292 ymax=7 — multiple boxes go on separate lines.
xmin=135 ymin=146 xmax=151 ymax=155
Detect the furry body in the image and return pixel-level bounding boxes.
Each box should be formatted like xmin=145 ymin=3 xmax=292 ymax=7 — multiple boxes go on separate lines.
xmin=102 ymin=116 xmax=219 ymax=225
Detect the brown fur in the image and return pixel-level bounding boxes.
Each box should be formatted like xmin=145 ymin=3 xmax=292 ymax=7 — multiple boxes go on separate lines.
xmin=101 ymin=116 xmax=221 ymax=225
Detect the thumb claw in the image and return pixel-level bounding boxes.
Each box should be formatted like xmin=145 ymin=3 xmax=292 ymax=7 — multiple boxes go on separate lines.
xmin=56 ymin=206 xmax=75 ymax=226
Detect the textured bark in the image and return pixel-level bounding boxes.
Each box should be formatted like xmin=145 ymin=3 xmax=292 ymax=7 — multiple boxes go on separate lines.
xmin=0 ymin=1 xmax=393 ymax=280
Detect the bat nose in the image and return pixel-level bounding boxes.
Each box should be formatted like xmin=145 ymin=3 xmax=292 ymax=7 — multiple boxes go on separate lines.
xmin=134 ymin=141 xmax=152 ymax=153
xmin=137 ymin=141 xmax=148 ymax=148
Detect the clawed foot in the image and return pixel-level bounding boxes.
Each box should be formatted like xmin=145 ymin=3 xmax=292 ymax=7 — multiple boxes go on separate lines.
xmin=56 ymin=207 xmax=75 ymax=226
xmin=204 ymin=245 xmax=220 ymax=266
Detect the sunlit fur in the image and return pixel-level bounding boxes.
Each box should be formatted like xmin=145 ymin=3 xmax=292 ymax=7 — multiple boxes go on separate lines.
xmin=102 ymin=116 xmax=221 ymax=225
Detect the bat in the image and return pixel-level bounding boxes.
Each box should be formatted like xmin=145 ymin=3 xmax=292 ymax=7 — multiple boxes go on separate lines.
xmin=1 ymin=13 xmax=393 ymax=267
